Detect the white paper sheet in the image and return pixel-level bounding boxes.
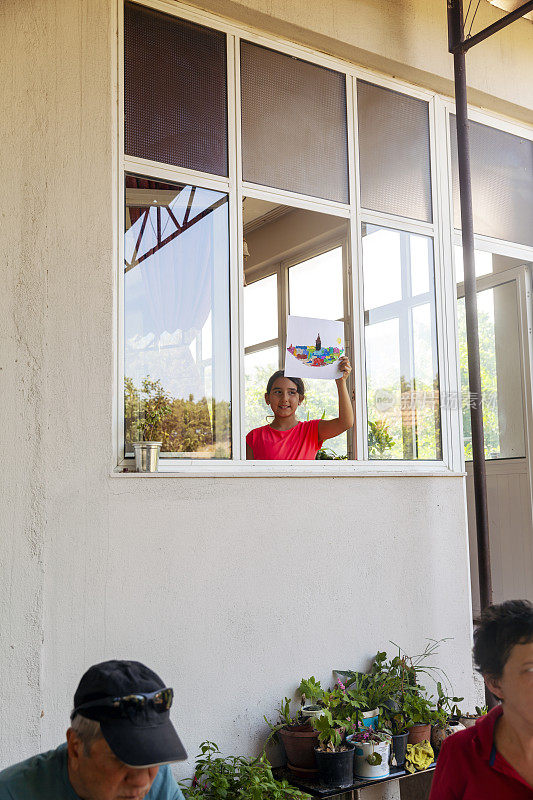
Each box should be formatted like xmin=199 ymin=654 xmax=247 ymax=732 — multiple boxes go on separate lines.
xmin=284 ymin=315 xmax=345 ymax=380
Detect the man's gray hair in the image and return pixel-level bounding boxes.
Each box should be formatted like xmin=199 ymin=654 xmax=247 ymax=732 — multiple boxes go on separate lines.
xmin=70 ymin=713 xmax=103 ymax=756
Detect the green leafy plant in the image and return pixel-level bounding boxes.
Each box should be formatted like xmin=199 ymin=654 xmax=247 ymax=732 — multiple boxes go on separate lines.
xmin=401 ymin=686 xmax=437 ymax=727
xmin=125 ymin=376 xmax=172 ymax=442
xmin=180 ymin=741 xmax=311 ymax=799
xmin=434 ymin=682 xmax=463 ymax=727
xmin=311 ymin=710 xmax=345 ymax=752
xmin=349 ymin=727 xmax=391 ymax=765
xmin=368 ymin=420 xmax=395 ymax=457
xmin=315 ymin=448 xmax=347 ymax=460
xmin=264 ymin=698 xmax=309 ymax=745
xmin=298 ymin=676 xmax=325 ymax=705
xmin=475 ymin=705 xmax=488 ymax=716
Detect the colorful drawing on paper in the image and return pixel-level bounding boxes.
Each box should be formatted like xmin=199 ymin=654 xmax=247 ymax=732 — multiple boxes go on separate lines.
xmin=287 ymin=333 xmax=344 ymax=368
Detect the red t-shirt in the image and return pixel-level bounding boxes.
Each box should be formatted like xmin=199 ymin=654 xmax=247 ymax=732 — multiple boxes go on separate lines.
xmin=429 ymin=706 xmax=533 ymax=799
xmin=246 ymin=420 xmax=323 ymax=460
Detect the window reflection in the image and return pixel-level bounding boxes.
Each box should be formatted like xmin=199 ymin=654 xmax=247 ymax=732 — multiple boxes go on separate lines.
xmin=363 ymin=224 xmax=441 ymax=460
xmin=124 ymin=176 xmax=231 ymax=458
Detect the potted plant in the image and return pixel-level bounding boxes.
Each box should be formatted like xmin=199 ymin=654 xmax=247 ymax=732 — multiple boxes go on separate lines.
xmin=347 ymin=726 xmax=392 ymax=780
xmin=265 ymin=697 xmax=319 ymax=776
xmin=430 ymin=682 xmax=465 ymax=753
xmin=298 ymin=676 xmax=326 ymax=719
xmin=380 ymin=704 xmax=410 ymax=768
xmin=336 ymin=652 xmax=393 ymax=729
xmin=401 ymin=686 xmax=437 ymax=744
xmin=312 ymin=710 xmax=355 ymax=790
xmin=180 ymin=740 xmax=311 ymax=799
xmin=459 ymin=705 xmax=488 ymax=728
xmin=126 ymin=377 xmax=172 ymax=472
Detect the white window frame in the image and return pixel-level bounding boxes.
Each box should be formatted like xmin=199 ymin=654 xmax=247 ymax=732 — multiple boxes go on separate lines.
xmin=114 ymin=0 xmax=533 ymax=477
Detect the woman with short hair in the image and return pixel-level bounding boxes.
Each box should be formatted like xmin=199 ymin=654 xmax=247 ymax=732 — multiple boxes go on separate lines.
xmin=430 ymin=599 xmax=533 ymax=798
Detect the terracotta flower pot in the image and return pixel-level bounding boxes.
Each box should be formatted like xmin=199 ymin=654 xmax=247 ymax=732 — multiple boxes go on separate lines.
xmin=407 ymin=723 xmax=431 ymax=744
xmin=279 ymin=725 xmax=319 ymax=774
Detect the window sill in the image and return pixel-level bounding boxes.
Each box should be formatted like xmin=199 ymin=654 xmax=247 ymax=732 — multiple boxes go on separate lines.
xmin=112 ymin=460 xmax=466 ymax=478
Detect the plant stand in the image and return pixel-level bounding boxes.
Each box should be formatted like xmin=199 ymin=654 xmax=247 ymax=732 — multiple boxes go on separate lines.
xmin=275 ymin=763 xmax=436 ymax=799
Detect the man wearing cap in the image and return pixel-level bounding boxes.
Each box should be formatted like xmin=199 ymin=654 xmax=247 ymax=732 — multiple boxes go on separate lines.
xmin=0 ymin=660 xmax=187 ymax=799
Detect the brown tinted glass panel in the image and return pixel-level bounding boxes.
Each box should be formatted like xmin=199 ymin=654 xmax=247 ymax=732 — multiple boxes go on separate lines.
xmin=124 ymin=2 xmax=228 ymax=176
xmin=450 ymin=115 xmax=533 ymax=247
xmin=357 ymin=81 xmax=433 ymax=222
xmin=240 ymin=42 xmax=349 ymax=202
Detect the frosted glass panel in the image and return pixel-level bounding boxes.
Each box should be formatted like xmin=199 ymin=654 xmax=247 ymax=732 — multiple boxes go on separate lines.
xmin=450 ymin=116 xmax=533 ymax=246
xmin=357 ymin=81 xmax=432 ymax=222
xmin=124 ymin=2 xmax=228 ymax=175
xmin=241 ymin=41 xmax=349 ymax=202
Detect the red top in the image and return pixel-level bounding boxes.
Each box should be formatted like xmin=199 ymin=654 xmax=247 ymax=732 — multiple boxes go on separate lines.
xmin=246 ymin=420 xmax=323 ymax=460
xmin=429 ymin=706 xmax=533 ymax=799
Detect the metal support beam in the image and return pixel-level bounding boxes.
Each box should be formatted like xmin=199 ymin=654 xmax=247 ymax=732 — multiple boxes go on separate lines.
xmin=451 ymin=0 xmax=533 ymax=52
xmin=447 ymin=0 xmax=493 ymax=617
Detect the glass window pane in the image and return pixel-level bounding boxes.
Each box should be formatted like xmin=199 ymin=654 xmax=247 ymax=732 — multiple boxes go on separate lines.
xmin=363 ymin=225 xmax=441 ymax=460
xmin=303 ymin=380 xmax=348 ymax=458
xmin=244 ymin=275 xmax=278 ymax=347
xmin=124 ymin=2 xmax=228 ymax=175
xmin=450 ymin=116 xmax=533 ymax=246
xmin=240 ymin=41 xmax=349 ymax=202
xmin=245 ymin=347 xmax=279 ymax=435
xmin=458 ymin=282 xmax=526 ymax=460
xmin=124 ymin=176 xmax=231 ymax=458
xmin=357 ymin=81 xmax=432 ymax=222
xmin=289 ymin=247 xmax=344 ymax=320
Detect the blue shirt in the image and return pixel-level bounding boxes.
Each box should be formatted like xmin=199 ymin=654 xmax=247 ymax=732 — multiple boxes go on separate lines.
xmin=0 ymin=744 xmax=185 ymax=799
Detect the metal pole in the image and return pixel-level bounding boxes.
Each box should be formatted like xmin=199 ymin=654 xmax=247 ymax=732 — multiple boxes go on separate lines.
xmin=448 ymin=0 xmax=493 ymax=614
xmin=452 ymin=0 xmax=533 ymax=52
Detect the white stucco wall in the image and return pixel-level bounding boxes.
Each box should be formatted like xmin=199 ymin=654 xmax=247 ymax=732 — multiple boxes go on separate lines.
xmin=2 ymin=0 xmax=532 ymax=786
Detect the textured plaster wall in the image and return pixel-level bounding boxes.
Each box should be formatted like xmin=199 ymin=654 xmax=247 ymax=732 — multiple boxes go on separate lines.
xmin=199 ymin=0 xmax=533 ymax=120
xmin=2 ymin=0 xmax=530 ymax=785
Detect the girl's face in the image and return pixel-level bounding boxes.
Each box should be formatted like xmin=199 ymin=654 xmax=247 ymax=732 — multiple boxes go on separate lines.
xmin=265 ymin=377 xmax=303 ymax=419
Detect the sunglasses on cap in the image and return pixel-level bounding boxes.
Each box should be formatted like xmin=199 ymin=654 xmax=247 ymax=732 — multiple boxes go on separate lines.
xmin=71 ymin=687 xmax=174 ymax=720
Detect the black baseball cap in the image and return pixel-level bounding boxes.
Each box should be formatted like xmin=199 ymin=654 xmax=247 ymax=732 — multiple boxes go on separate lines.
xmin=72 ymin=660 xmax=187 ymax=767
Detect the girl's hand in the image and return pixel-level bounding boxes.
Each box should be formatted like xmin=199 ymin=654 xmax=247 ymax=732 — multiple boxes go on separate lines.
xmin=336 ymin=356 xmax=352 ymax=383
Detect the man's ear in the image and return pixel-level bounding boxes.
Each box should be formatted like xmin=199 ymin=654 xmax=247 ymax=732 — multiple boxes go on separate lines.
xmin=484 ymin=674 xmax=503 ymax=702
xmin=66 ymin=728 xmax=82 ymax=766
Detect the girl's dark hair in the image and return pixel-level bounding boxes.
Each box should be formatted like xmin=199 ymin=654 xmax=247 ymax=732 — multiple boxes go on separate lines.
xmin=265 ymin=370 xmax=305 ymax=398
xmin=473 ymin=599 xmax=533 ymax=679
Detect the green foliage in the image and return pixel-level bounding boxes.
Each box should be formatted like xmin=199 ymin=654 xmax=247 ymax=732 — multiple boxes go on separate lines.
xmin=125 ymin=376 xmax=230 ymax=456
xmin=435 ymin=682 xmax=463 ymax=725
xmin=458 ymin=301 xmax=502 ymax=459
xmin=298 ymin=677 xmax=325 ymax=704
xmin=180 ymin=741 xmax=311 ymax=800
xmin=311 ymin=710 xmax=344 ymax=752
xmin=264 ymin=698 xmax=308 ymax=745
xmin=368 ymin=420 xmax=395 ymax=458
xmin=475 ymin=705 xmax=488 ymax=716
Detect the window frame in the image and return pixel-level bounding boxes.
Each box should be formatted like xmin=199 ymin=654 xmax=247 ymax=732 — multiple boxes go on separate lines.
xmin=115 ymin=0 xmax=531 ymax=476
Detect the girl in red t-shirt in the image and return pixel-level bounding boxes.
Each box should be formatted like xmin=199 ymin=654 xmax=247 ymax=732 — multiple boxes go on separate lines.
xmin=246 ymin=357 xmax=353 ymax=460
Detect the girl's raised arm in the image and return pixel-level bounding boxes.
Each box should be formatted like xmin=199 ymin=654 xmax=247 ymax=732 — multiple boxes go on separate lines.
xmin=317 ymin=357 xmax=354 ymax=441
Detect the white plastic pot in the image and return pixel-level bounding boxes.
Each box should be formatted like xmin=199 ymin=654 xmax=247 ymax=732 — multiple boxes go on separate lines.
xmin=350 ymin=738 xmax=391 ymax=779
xmin=301 ymin=705 xmax=324 ymax=719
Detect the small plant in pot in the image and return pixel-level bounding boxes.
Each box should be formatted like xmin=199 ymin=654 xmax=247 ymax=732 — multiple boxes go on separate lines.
xmin=298 ymin=676 xmax=326 ymax=720
xmin=126 ymin=376 xmax=172 ymax=472
xmin=459 ymin=704 xmax=488 ymax=728
xmin=180 ymin=740 xmax=311 ymax=799
xmin=335 ymin=652 xmax=393 ymax=729
xmin=265 ymin=697 xmax=319 ymax=776
xmin=347 ymin=726 xmax=392 ymax=780
xmin=401 ymin=686 xmax=437 ymax=744
xmin=430 ymin=683 xmax=465 ymax=753
xmin=380 ymin=704 xmax=410 ymax=768
xmin=312 ymin=710 xmax=355 ymax=790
